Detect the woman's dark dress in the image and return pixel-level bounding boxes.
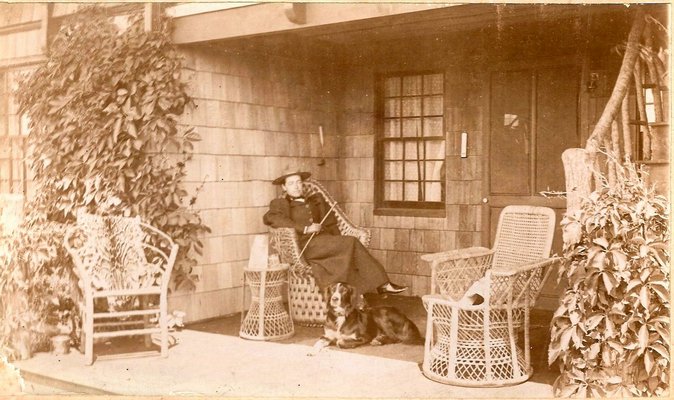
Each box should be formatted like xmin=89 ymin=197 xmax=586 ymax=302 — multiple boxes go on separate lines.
xmin=263 ymin=194 xmax=388 ymax=294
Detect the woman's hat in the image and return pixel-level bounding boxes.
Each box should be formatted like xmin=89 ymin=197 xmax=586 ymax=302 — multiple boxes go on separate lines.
xmin=272 ymin=170 xmax=311 ymax=185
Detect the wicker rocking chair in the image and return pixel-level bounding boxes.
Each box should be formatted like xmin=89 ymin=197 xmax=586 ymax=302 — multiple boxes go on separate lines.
xmin=268 ymin=179 xmax=370 ymax=326
xmin=64 ymin=211 xmax=178 ymax=365
xmin=420 ymin=205 xmax=557 ymax=386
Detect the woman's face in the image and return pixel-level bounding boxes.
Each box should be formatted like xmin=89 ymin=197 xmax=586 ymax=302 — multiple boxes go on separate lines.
xmin=282 ymin=175 xmax=304 ymax=198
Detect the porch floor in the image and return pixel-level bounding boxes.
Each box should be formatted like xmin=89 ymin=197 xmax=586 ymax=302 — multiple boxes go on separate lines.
xmin=15 ymin=295 xmax=557 ymax=397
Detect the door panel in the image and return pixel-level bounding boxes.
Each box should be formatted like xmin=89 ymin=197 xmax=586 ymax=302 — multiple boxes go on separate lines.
xmin=489 ymin=71 xmax=531 ymax=195
xmin=536 ymin=67 xmax=579 ymax=193
xmin=484 ymin=66 xmax=579 ymax=310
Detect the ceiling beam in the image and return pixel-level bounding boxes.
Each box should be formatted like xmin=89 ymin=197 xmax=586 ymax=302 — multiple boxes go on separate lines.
xmin=170 ymin=2 xmax=455 ymax=44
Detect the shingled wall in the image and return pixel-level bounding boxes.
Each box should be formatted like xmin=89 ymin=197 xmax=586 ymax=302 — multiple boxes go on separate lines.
xmin=170 ymin=40 xmax=340 ymax=322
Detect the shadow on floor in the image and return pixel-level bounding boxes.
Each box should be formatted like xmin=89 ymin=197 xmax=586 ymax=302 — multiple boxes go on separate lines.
xmin=186 ymin=294 xmax=557 ymax=386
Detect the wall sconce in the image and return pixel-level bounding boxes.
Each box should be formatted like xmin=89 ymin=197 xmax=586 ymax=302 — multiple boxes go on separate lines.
xmin=587 ymin=72 xmax=599 ymax=91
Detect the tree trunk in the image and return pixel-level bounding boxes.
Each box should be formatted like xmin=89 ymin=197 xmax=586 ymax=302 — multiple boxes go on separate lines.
xmin=585 ymin=9 xmax=646 ymax=155
xmin=564 ymin=9 xmax=646 ymax=215
xmin=562 ymin=148 xmax=593 ymax=213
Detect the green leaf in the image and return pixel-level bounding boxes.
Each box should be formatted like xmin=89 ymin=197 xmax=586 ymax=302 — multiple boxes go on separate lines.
xmin=594 ymin=237 xmax=609 ymax=249
xmin=639 ymin=285 xmax=650 ymax=310
xmin=626 ymin=278 xmax=642 ymax=293
xmin=638 ymin=325 xmax=649 ymax=353
xmin=644 ymin=350 xmax=654 ymax=374
xmin=649 ymin=344 xmax=669 ymax=360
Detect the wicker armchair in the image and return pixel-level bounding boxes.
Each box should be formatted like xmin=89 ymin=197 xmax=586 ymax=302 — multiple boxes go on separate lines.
xmin=268 ymin=179 xmax=370 ymax=326
xmin=64 ymin=211 xmax=178 ymax=365
xmin=420 ymin=205 xmax=557 ymax=386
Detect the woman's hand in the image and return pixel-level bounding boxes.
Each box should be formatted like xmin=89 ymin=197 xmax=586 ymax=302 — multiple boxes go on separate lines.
xmin=305 ymin=223 xmax=322 ymax=234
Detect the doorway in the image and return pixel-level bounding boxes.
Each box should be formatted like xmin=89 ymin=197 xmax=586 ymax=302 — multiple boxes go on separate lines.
xmin=484 ymin=65 xmax=579 ymax=308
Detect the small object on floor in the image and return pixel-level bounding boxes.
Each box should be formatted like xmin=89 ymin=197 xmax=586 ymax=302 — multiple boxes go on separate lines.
xmin=151 ymin=333 xmax=177 ymax=347
xmin=377 ymin=282 xmax=407 ymax=295
xmin=51 ymin=335 xmax=71 ymax=356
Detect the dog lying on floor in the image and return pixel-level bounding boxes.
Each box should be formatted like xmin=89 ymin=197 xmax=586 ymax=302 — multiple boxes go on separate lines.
xmin=307 ymin=282 xmax=423 ymax=356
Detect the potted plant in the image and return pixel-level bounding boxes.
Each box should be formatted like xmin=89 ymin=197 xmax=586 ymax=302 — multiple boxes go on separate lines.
xmin=0 ymin=222 xmax=79 ymax=360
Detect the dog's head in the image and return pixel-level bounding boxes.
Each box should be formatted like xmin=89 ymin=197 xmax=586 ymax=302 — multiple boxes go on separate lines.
xmin=324 ymin=282 xmax=361 ymax=316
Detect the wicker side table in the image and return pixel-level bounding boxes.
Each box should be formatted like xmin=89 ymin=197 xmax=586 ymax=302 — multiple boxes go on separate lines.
xmin=240 ymin=264 xmax=294 ymax=341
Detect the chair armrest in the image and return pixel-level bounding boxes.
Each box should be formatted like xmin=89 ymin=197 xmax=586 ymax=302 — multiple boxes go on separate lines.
xmin=420 ymin=246 xmax=492 ymax=263
xmin=490 ymin=257 xmax=561 ymax=278
xmin=489 ymin=257 xmax=560 ymax=309
xmin=421 ymin=247 xmax=494 ymax=297
xmin=339 ymin=225 xmax=371 ymax=247
xmin=422 ymin=294 xmax=488 ymax=311
xmin=268 ymin=227 xmax=312 ymax=278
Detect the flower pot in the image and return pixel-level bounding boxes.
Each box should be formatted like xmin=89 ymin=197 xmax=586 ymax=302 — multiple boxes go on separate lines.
xmin=51 ymin=335 xmax=70 ymax=356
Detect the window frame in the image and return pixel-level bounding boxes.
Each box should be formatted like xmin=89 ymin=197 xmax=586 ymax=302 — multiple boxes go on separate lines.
xmin=374 ymin=70 xmax=446 ymax=214
xmin=0 ymin=68 xmax=30 ymax=196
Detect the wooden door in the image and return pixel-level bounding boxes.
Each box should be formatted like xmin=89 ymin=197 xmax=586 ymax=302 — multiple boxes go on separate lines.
xmin=483 ymin=66 xmax=579 ymax=309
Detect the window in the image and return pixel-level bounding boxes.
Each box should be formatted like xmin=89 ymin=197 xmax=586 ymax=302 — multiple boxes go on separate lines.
xmin=376 ymin=72 xmax=445 ymax=211
xmin=0 ymin=69 xmax=30 ymax=195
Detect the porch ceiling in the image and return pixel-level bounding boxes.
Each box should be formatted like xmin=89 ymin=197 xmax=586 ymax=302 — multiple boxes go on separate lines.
xmin=170 ymin=3 xmax=648 ymax=46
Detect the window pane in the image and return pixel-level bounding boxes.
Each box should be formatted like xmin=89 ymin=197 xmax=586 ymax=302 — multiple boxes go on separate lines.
xmin=8 ymin=115 xmax=19 ymax=136
xmin=402 ymin=97 xmax=421 ymax=117
xmin=385 ymin=77 xmax=400 ymax=97
xmin=425 ymin=161 xmax=444 ymax=180
xmin=645 ymin=104 xmax=656 ymax=123
xmin=404 ymin=161 xmax=420 ymax=180
xmin=384 ymin=142 xmax=403 ymax=160
xmin=404 ymin=142 xmax=419 ymax=160
xmin=423 ymin=116 xmax=443 ymax=137
xmin=425 ymin=182 xmax=442 ymax=202
xmin=402 ymin=75 xmax=422 ymax=96
xmin=384 ymin=161 xmax=403 ymax=180
xmin=384 ymin=119 xmax=400 ymax=137
xmin=423 ymin=95 xmax=443 ymax=115
xmin=425 ymin=140 xmax=445 ymax=160
xmin=404 ymin=182 xmax=419 ymax=201
xmin=384 ymin=182 xmax=402 ymax=201
xmin=424 ymin=74 xmax=443 ymax=94
xmin=402 ymin=118 xmax=421 ymax=137
xmin=385 ymin=98 xmax=400 ymax=117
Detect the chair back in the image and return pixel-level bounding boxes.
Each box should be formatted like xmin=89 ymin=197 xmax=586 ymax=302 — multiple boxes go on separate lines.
xmin=302 ymin=179 xmax=370 ymax=245
xmin=65 ymin=211 xmax=176 ymax=299
xmin=491 ymin=205 xmax=556 ymax=270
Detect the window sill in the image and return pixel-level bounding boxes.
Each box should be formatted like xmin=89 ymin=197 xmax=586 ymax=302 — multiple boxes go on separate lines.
xmin=374 ymin=207 xmax=445 ymax=218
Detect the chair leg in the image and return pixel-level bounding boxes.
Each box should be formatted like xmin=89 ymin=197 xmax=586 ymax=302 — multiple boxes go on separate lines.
xmin=84 ymin=323 xmax=94 ymax=365
xmin=84 ymin=302 xmax=94 ymax=365
xmin=140 ymin=297 xmax=152 ymax=348
xmin=160 ymin=311 xmax=168 ymax=358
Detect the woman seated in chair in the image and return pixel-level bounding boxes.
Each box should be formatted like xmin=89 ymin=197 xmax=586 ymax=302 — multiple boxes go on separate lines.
xmin=263 ymin=170 xmax=406 ymax=295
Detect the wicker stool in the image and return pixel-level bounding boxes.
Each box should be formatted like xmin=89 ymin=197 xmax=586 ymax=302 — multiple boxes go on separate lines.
xmin=240 ymin=264 xmax=294 ymax=341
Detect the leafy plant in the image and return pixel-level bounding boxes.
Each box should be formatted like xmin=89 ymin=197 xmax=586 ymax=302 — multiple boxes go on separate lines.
xmin=17 ymin=6 xmax=209 ymax=291
xmin=0 ymin=223 xmax=79 ymax=360
xmin=549 ymin=162 xmax=670 ymax=397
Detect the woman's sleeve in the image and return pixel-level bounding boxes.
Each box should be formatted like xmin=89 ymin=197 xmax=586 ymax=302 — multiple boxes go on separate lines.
xmin=263 ymin=198 xmax=306 ymax=234
xmin=318 ymin=195 xmax=340 ymax=235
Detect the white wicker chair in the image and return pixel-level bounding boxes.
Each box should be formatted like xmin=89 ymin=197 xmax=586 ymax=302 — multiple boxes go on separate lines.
xmin=420 ymin=205 xmax=557 ymax=386
xmin=64 ymin=211 xmax=178 ymax=365
xmin=268 ymin=179 xmax=370 ymax=326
